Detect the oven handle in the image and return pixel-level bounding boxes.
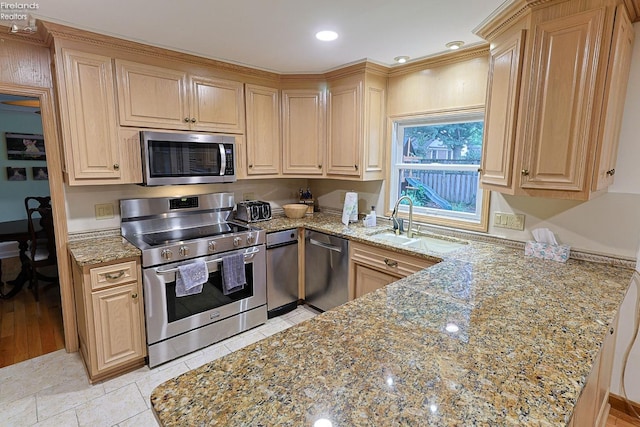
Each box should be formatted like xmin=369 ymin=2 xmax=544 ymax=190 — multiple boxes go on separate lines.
xmin=155 ymin=247 xmax=260 ymax=275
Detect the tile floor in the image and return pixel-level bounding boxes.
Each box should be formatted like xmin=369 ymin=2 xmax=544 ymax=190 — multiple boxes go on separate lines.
xmin=0 ymin=306 xmax=320 ymax=427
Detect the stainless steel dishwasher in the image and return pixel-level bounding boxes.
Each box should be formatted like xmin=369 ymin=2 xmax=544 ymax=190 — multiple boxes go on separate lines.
xmin=266 ymin=229 xmax=299 ymax=318
xmin=304 ymin=230 xmax=349 ymax=312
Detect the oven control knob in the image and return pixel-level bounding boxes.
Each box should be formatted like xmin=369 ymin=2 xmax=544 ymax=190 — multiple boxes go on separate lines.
xmin=161 ymin=249 xmax=173 ymax=260
xmin=179 ymin=246 xmax=189 ymax=257
xmin=208 ymin=241 xmax=216 ymax=252
xmin=233 ymin=237 xmax=241 ymax=247
xmin=246 ymin=234 xmax=255 ymax=244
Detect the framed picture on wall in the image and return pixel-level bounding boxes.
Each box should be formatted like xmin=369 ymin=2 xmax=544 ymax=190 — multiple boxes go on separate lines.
xmin=32 ymin=167 xmax=48 ymax=180
xmin=5 ymin=133 xmax=46 ymax=161
xmin=6 ymin=167 xmax=27 ymax=181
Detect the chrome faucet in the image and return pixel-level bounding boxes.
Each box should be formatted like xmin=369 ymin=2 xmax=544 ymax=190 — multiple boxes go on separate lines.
xmin=391 ymin=195 xmax=414 ymax=238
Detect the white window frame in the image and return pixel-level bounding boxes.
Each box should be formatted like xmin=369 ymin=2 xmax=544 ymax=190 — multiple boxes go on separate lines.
xmin=388 ymin=107 xmax=489 ymax=232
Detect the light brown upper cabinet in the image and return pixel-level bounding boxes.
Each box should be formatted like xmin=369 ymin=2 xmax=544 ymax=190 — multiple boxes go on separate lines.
xmin=115 ymin=59 xmax=245 ymax=134
xmin=244 ymin=84 xmax=281 ymax=176
xmin=326 ymin=65 xmax=386 ymax=180
xmin=477 ymin=1 xmax=634 ymax=200
xmin=53 ymin=47 xmax=142 ymax=185
xmin=281 ymin=88 xmax=325 ymax=176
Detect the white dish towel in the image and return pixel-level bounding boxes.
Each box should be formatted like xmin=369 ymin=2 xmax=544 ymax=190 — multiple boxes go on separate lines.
xmin=175 ymin=260 xmax=208 ymax=297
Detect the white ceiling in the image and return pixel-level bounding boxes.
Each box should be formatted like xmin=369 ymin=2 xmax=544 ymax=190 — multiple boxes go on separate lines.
xmin=28 ymin=0 xmax=509 ymax=74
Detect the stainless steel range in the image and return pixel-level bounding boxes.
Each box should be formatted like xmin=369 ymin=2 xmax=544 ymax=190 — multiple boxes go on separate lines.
xmin=120 ymin=192 xmax=266 ymax=368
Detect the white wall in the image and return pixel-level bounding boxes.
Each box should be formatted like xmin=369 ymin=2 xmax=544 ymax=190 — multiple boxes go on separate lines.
xmin=64 ymin=179 xmax=306 ymax=233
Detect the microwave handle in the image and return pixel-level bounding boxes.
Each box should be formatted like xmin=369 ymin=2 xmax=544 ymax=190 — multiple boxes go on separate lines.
xmin=219 ymin=144 xmax=226 ymax=176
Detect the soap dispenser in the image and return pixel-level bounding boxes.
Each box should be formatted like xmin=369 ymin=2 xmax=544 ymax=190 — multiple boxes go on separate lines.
xmin=369 ymin=206 xmax=377 ymax=226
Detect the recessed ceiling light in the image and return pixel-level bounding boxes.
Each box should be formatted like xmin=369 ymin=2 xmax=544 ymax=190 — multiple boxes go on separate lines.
xmin=394 ymin=56 xmax=410 ymax=64
xmin=446 ymin=41 xmax=464 ymax=50
xmin=315 ymin=30 xmax=338 ymax=42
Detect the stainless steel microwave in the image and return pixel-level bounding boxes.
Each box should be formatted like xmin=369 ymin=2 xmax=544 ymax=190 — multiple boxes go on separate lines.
xmin=140 ymin=131 xmax=236 ymax=186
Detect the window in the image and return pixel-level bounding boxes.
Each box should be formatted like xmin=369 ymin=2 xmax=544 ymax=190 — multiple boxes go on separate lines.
xmin=389 ymin=109 xmax=489 ymax=232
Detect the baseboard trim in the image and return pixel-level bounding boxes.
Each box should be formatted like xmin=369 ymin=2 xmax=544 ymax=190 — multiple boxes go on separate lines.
xmin=610 ymin=393 xmax=640 ymax=418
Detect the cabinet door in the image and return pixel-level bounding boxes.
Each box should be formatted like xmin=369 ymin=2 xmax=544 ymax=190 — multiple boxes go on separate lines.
xmin=327 ymin=82 xmax=362 ymax=176
xmin=91 ymin=282 xmax=144 ymax=372
xmin=190 ymin=76 xmax=244 ymax=133
xmin=354 ymin=263 xmax=398 ymax=299
xmin=593 ymin=6 xmax=634 ymax=191
xmin=520 ymin=9 xmax=605 ymax=192
xmin=480 ymin=30 xmax=525 ymax=189
xmin=282 ymin=89 xmax=325 ymax=175
xmin=362 ymin=82 xmax=386 ymax=178
xmin=245 ymin=84 xmax=281 ymax=175
xmin=115 ymin=59 xmax=190 ymax=129
xmin=61 ymin=49 xmax=122 ymax=181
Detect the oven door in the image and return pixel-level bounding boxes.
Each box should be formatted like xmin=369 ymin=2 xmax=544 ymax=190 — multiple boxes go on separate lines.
xmin=142 ymin=245 xmax=266 ymax=345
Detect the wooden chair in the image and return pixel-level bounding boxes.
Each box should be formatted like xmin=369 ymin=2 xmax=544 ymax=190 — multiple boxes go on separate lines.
xmin=25 ymin=198 xmax=57 ymax=301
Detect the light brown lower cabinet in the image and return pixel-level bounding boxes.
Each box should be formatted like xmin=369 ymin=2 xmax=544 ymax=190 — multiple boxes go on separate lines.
xmin=568 ymin=314 xmax=618 ymax=426
xmin=349 ymin=242 xmax=437 ymax=299
xmin=71 ymin=257 xmax=146 ymax=383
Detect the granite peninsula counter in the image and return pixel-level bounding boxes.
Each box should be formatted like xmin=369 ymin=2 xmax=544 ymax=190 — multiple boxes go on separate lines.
xmin=149 ymin=213 xmax=634 ymax=426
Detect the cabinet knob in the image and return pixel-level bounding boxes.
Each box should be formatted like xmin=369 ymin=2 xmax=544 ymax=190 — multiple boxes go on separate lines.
xmin=606 ymin=169 xmax=616 ymax=176
xmin=354 ymin=164 xmax=359 ymax=170
xmin=190 ymin=118 xmax=196 ymax=123
xmin=610 ymin=327 xmax=615 ymax=335
xmin=477 ymin=168 xmax=483 ymax=173
xmin=318 ymin=164 xmax=322 ymax=168
xmin=249 ymin=164 xmax=253 ymax=168
xmin=184 ymin=117 xmax=190 ymax=123
xmin=132 ymin=293 xmax=138 ymax=299
xmin=384 ymin=258 xmax=398 ymax=267
xmin=521 ymin=169 xmax=529 ymax=176
xmin=113 ymin=164 xmax=120 ymax=171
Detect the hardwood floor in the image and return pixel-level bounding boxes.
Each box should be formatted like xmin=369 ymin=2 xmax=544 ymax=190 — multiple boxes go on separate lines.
xmin=609 ymin=407 xmax=640 ymax=426
xmin=0 ymin=259 xmax=64 ymax=368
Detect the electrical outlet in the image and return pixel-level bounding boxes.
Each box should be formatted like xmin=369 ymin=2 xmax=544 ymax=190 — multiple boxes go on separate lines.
xmin=242 ymin=192 xmax=255 ymax=201
xmin=95 ymin=203 xmax=114 ymax=220
xmin=494 ymin=212 xmax=525 ymax=230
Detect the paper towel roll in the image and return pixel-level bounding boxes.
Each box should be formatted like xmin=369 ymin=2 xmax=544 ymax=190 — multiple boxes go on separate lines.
xmin=342 ymin=192 xmax=358 ymax=226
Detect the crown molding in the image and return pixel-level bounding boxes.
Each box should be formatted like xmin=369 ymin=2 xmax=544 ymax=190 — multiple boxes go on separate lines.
xmin=40 ymin=20 xmax=281 ymax=81
xmin=387 ymin=43 xmax=490 ymax=77
xmin=473 ymin=0 xmax=560 ymax=40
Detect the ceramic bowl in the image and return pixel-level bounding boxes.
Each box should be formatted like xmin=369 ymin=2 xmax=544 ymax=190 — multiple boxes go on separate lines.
xmin=282 ymin=204 xmax=308 ymax=219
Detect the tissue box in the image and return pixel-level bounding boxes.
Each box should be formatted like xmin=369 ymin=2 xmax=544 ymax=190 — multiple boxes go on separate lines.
xmin=524 ymin=241 xmax=570 ymax=263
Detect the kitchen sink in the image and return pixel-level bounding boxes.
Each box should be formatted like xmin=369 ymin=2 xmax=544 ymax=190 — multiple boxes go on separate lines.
xmin=371 ymin=231 xmax=467 ymax=253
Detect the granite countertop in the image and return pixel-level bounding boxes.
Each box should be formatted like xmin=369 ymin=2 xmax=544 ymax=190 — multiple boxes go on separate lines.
xmin=68 ymin=236 xmax=141 ymax=267
xmin=150 ymin=213 xmax=635 ymax=426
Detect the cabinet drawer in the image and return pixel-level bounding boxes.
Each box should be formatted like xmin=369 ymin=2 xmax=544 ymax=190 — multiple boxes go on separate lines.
xmin=90 ymin=260 xmax=137 ymax=291
xmin=351 ymin=242 xmax=436 ymax=278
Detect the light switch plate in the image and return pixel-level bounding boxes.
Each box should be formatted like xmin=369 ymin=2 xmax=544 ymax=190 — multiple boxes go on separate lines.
xmin=95 ymin=203 xmax=114 ymax=220
xmin=494 ymin=212 xmax=525 ymax=230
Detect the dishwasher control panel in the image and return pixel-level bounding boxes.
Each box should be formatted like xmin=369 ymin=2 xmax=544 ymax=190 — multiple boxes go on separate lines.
xmin=266 ymin=229 xmax=298 ymax=247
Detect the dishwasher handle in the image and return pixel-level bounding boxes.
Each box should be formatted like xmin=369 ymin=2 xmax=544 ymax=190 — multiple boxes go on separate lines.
xmin=267 ymin=240 xmax=298 ymax=250
xmin=309 ymin=238 xmax=342 ymax=253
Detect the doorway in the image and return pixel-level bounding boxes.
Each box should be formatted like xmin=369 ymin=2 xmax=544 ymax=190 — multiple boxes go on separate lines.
xmin=0 ymin=94 xmax=64 ymax=367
